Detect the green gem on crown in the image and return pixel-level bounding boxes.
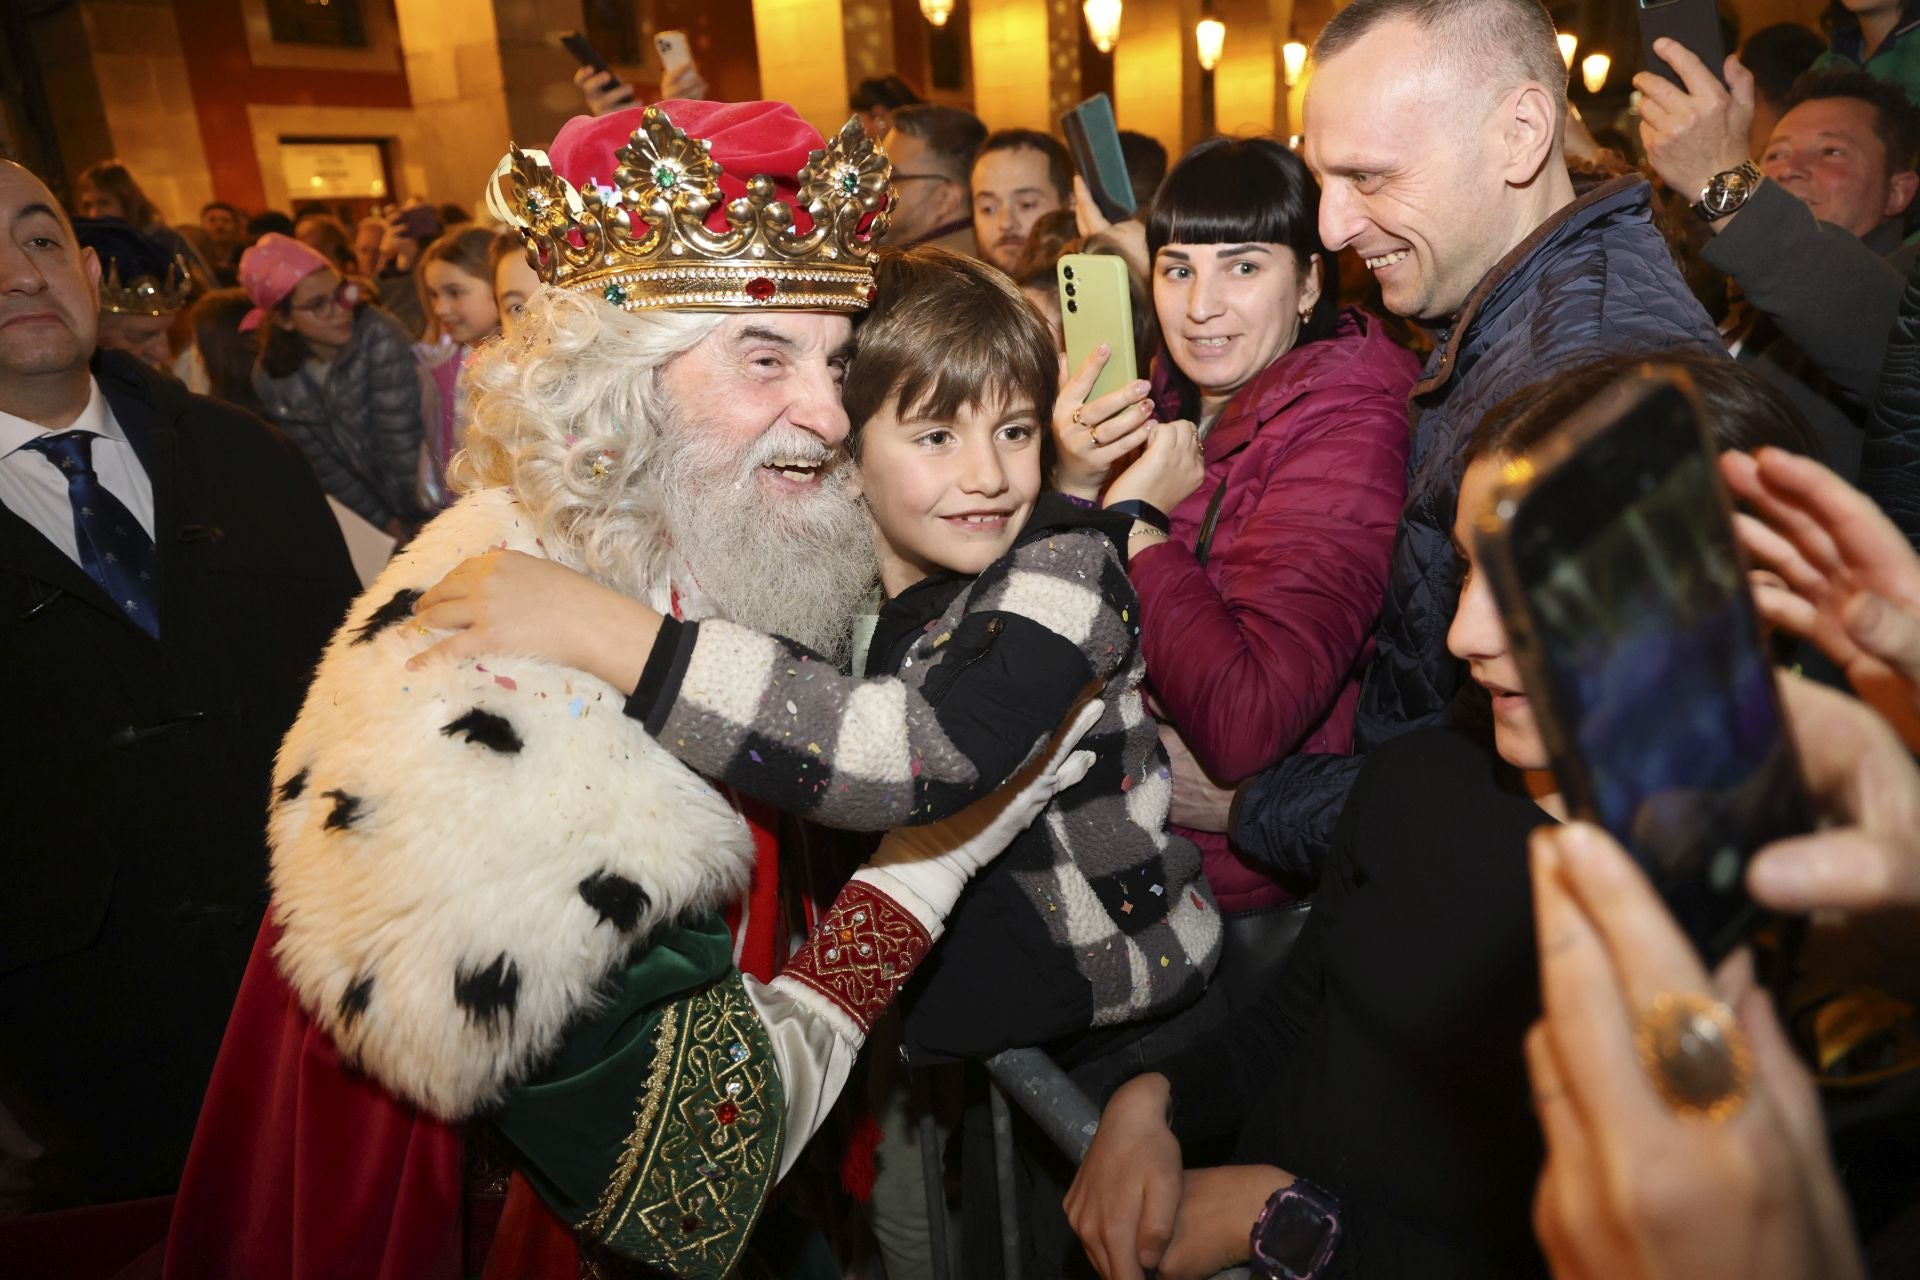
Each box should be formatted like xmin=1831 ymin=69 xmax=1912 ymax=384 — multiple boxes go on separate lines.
xmin=839 ymin=168 xmax=861 ymax=193
xmin=604 ymin=283 xmax=628 ymax=306
xmin=654 ymin=164 xmax=678 ymax=189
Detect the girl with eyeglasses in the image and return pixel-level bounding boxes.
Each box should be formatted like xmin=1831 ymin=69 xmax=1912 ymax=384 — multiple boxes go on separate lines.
xmin=241 ymin=233 xmax=428 ymax=540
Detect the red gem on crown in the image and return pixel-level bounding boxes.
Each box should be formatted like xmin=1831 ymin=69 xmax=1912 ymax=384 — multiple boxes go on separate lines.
xmin=715 ymin=1101 xmax=740 ymax=1125
xmin=746 ymin=277 xmax=777 ymax=303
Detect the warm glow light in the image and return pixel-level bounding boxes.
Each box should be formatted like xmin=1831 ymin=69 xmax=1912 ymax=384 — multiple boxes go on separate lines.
xmin=1195 ymin=17 xmax=1225 ymax=71
xmin=1557 ymin=32 xmax=1577 ymax=70
xmin=1581 ymin=51 xmax=1610 ymax=94
xmin=1283 ymin=39 xmax=1307 ymax=86
xmin=1083 ymin=0 xmax=1122 ymax=53
xmin=919 ymin=0 xmax=954 ymax=26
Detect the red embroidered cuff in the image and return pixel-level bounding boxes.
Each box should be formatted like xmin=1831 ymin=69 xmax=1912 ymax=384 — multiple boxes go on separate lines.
xmin=781 ymin=880 xmax=932 ymax=1034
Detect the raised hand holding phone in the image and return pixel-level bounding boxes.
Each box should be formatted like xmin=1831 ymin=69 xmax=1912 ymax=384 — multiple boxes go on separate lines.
xmin=562 ymin=32 xmax=635 ymax=115
xmin=1051 ymin=342 xmax=1154 ymax=502
xmin=1636 ymin=41 xmax=1756 ymax=212
xmin=1061 ymin=94 xmax=1136 ymax=226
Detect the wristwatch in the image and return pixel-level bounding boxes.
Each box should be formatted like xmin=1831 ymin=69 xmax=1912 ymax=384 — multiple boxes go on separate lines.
xmin=1250 ymin=1178 xmax=1342 ymax=1279
xmin=1692 ymin=160 xmax=1763 ymax=222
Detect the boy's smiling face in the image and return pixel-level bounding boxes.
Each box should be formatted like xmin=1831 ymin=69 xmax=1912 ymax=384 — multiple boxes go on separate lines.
xmin=857 ymin=391 xmax=1044 ymax=597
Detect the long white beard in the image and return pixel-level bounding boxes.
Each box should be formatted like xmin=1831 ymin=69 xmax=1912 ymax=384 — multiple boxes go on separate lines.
xmin=656 ymin=407 xmax=875 ymax=667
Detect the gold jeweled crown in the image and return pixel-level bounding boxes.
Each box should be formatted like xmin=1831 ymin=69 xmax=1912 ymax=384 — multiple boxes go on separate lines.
xmin=100 ymin=255 xmax=191 ymax=316
xmin=489 ymin=105 xmax=893 ymax=312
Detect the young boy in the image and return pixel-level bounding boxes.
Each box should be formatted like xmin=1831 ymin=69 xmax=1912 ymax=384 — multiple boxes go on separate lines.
xmin=624 ymin=246 xmax=1222 ymax=1061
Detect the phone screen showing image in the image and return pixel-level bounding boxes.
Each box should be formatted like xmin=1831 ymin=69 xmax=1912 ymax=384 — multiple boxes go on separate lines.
xmin=1509 ymin=386 xmax=1811 ymax=959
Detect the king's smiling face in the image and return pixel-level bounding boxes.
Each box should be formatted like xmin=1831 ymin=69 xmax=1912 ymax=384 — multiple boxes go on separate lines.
xmin=653 ymin=310 xmax=876 ymax=662
xmin=659 ymin=311 xmax=857 ymax=493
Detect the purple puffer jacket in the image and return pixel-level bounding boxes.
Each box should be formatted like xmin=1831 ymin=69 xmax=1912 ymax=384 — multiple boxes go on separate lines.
xmin=1133 ymin=308 xmax=1418 ymax=913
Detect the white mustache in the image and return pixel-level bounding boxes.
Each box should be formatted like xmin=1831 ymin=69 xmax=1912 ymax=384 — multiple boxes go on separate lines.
xmin=739 ymin=432 xmax=839 ymax=483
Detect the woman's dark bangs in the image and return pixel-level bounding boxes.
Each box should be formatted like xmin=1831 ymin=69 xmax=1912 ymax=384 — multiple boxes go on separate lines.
xmin=1149 ymin=145 xmax=1307 ymax=255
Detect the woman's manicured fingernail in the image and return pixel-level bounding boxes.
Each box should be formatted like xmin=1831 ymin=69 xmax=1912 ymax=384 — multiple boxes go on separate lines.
xmin=1130 ymin=381 xmax=1151 ymax=396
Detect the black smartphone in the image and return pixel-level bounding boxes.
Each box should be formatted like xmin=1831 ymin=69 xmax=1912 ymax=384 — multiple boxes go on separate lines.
xmin=1061 ymin=94 xmax=1136 ymax=225
xmin=1474 ymin=368 xmax=1813 ymax=964
xmin=560 ymin=31 xmax=612 ymax=76
xmin=1637 ymin=0 xmax=1727 ymax=87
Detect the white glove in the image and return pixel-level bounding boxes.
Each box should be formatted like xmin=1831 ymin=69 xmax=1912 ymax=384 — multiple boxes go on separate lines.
xmin=855 ymin=697 xmax=1103 ymax=928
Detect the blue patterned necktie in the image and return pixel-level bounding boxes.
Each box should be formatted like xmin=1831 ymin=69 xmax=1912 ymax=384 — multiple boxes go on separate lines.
xmin=21 ymin=430 xmax=160 ymax=637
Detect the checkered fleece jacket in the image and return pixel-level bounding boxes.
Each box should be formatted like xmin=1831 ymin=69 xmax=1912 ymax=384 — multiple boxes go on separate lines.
xmin=627 ymin=522 xmax=1222 ymax=1037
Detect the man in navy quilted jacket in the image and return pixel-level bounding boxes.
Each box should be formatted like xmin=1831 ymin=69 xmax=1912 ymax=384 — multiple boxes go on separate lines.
xmin=1230 ymin=0 xmax=1726 ymax=877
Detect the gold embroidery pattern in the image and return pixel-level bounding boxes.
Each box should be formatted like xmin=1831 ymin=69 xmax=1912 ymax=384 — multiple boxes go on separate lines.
xmin=583 ymin=1004 xmax=678 ymax=1235
xmin=593 ymin=973 xmax=784 ymax=1279
xmin=783 ymin=879 xmax=931 ymax=1033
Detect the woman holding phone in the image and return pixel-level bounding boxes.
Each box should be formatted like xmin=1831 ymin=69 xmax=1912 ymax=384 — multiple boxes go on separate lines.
xmin=1051 ymin=137 xmax=1416 ymax=998
xmin=1064 ymin=352 xmax=1821 ymax=1280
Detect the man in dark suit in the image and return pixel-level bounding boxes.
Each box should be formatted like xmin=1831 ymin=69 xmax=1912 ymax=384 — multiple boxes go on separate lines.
xmin=0 ymin=160 xmax=360 ymax=1220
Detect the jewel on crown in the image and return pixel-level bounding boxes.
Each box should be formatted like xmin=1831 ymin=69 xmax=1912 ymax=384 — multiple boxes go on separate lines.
xmin=489 ymin=105 xmax=894 ymax=313
xmin=99 ymin=255 xmax=192 ymax=317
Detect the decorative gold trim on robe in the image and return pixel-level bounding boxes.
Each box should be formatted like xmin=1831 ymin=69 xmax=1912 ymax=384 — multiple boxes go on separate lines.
xmin=588 ymin=972 xmax=784 ymax=1278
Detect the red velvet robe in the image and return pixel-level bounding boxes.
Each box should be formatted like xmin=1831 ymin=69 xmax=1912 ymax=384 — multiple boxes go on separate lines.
xmin=163 ymin=797 xmax=790 ymax=1280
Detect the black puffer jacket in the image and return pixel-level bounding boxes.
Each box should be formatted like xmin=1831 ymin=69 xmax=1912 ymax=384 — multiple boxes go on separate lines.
xmin=1232 ymin=177 xmax=1725 ymax=878
xmin=252 ymin=304 xmax=425 ymax=530
xmin=1864 ymin=255 xmax=1920 ymax=550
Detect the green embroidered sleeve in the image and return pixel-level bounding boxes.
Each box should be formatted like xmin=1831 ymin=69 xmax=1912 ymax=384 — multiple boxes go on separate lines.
xmin=489 ymin=917 xmax=786 ymax=1279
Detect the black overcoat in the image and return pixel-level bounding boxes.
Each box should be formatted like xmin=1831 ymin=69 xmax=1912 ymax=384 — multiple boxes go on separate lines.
xmin=0 ymin=350 xmax=359 ymax=1207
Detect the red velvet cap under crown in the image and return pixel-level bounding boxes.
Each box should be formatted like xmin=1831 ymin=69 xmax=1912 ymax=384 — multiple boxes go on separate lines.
xmin=547 ymin=99 xmax=825 ymax=235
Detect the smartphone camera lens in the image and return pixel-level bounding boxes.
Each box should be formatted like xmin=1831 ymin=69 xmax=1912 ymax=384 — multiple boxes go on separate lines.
xmin=1067 ymin=300 xmax=1078 ymax=313
xmin=1065 ymin=283 xmax=1077 ymax=297
xmin=1063 ymin=265 xmax=1075 ymax=279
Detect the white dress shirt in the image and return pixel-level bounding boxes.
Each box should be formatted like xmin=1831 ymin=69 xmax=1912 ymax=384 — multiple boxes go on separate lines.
xmin=0 ymin=378 xmax=157 ymax=567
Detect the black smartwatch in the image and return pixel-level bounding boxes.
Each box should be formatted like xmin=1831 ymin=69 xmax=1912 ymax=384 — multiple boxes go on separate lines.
xmin=1692 ymin=160 xmax=1763 ymax=222
xmin=1104 ymin=498 xmax=1170 ymax=534
xmin=1249 ymin=1178 xmax=1342 ymax=1279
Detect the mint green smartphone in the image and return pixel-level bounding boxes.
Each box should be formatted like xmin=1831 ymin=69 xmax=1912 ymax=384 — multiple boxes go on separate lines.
xmin=1057 ymin=253 xmax=1138 ymax=406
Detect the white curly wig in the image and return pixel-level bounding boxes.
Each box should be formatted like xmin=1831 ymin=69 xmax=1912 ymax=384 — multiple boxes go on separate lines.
xmin=450 ymin=287 xmax=727 ymax=599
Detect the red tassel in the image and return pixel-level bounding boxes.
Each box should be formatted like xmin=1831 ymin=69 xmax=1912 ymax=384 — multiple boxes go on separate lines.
xmin=840 ymin=1111 xmax=884 ymax=1202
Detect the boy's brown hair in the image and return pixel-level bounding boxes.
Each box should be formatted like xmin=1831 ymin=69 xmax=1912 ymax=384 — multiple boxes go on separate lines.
xmin=844 ymin=245 xmax=1058 ymax=467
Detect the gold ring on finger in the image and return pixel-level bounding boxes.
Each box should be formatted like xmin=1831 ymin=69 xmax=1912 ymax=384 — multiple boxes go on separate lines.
xmin=1635 ymin=992 xmax=1753 ymax=1122
xmin=1071 ymin=407 xmax=1084 ymax=426
xmin=1089 ymin=429 xmax=1101 ymax=448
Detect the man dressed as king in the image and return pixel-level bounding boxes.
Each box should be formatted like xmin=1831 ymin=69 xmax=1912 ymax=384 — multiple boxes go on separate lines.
xmin=161 ymin=99 xmax=1094 ymax=1280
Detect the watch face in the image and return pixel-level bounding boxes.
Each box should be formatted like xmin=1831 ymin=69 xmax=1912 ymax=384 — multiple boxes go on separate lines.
xmin=1264 ymin=1195 xmax=1335 ymax=1271
xmin=1707 ymin=168 xmax=1756 ymax=214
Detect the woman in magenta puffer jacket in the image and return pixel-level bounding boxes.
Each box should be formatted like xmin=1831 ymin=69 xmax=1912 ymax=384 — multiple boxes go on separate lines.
xmin=1054 ymin=137 xmax=1418 ymax=1002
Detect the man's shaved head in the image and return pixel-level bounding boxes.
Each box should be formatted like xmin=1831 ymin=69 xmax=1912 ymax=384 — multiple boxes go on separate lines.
xmin=1315 ymin=0 xmax=1568 ymax=134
